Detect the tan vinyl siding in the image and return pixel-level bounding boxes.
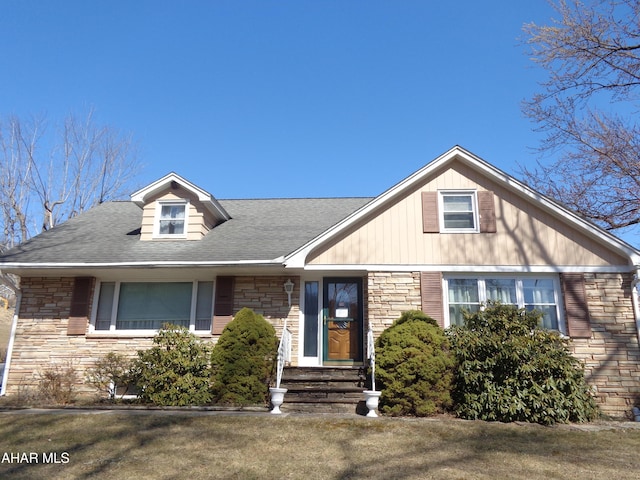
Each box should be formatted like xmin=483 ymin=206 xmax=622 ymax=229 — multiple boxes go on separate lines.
xmin=139 ymin=189 xmax=217 ymax=240
xmin=308 ymin=160 xmax=630 ymax=267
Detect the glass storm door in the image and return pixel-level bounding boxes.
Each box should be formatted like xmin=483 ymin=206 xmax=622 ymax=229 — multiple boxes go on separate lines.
xmin=323 ymin=278 xmax=363 ymax=364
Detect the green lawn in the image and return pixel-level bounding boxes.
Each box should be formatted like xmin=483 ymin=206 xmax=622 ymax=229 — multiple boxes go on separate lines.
xmin=0 ymin=411 xmax=639 ymax=479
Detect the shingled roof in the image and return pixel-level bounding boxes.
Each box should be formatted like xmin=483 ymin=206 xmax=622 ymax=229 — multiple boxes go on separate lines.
xmin=0 ymin=197 xmax=372 ymax=266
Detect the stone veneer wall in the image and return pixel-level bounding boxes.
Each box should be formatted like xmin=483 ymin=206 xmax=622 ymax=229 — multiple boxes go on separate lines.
xmin=569 ymin=272 xmax=640 ymax=418
xmin=9 ymin=273 xmax=640 ymax=416
xmin=5 ymin=276 xmax=299 ymax=396
xmin=366 ymin=271 xmax=640 ymax=418
xmin=366 ymin=272 xmax=422 ymax=337
xmin=233 ymin=275 xmax=300 ymax=366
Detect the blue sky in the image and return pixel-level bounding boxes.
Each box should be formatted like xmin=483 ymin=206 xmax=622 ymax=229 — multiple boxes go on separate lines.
xmin=1 ymin=1 xmax=555 ymax=200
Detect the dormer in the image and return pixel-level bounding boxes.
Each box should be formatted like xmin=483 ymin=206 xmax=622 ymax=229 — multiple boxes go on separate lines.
xmin=131 ymin=173 xmax=230 ymax=241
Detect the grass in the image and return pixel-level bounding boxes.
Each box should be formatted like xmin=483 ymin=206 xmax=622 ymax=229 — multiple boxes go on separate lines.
xmin=0 ymin=412 xmax=639 ymax=479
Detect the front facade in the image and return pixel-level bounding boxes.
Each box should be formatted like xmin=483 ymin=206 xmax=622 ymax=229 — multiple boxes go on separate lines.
xmin=2 ymin=146 xmax=640 ymax=417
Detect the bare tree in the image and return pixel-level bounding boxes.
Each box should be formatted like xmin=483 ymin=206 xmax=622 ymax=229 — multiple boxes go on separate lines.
xmin=522 ymin=0 xmax=640 ymax=235
xmin=0 ymin=115 xmax=39 ymax=250
xmin=0 ymin=109 xmax=140 ymax=254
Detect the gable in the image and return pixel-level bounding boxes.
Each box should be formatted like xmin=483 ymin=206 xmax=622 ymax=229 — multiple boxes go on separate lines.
xmin=305 ymin=157 xmax=632 ymax=268
xmin=132 ymin=172 xmax=230 ymax=241
xmin=139 ymin=187 xmax=223 ymax=241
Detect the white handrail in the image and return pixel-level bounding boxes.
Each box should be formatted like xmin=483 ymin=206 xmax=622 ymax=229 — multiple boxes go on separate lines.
xmin=275 ymin=320 xmax=292 ymax=389
xmin=367 ymin=323 xmax=376 ymax=391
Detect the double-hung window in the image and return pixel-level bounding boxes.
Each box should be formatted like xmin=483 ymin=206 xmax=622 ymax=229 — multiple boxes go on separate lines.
xmin=94 ymin=281 xmax=213 ymax=332
xmin=156 ymin=201 xmax=187 ymax=237
xmin=445 ymin=276 xmax=562 ymax=332
xmin=440 ymin=191 xmax=478 ymax=232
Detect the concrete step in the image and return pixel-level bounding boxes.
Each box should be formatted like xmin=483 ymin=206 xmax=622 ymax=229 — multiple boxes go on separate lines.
xmin=277 ymin=366 xmax=369 ymax=414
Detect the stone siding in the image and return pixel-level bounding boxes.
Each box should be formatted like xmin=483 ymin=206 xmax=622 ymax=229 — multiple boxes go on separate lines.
xmin=366 ymin=271 xmax=640 ymax=418
xmin=5 ymin=276 xmax=299 ymax=396
xmin=568 ymin=272 xmax=640 ymax=418
xmin=366 ymin=272 xmax=422 ymax=337
xmin=233 ymin=275 xmax=300 ymax=365
xmin=8 ymin=273 xmax=640 ymax=417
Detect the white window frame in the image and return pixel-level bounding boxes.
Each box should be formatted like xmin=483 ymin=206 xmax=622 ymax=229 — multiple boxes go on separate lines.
xmin=439 ymin=190 xmax=479 ymax=233
xmin=154 ymin=200 xmax=189 ymax=238
xmin=90 ymin=280 xmax=214 ymax=335
xmin=443 ymin=274 xmax=566 ymax=334
xmin=298 ymin=276 xmax=322 ymax=367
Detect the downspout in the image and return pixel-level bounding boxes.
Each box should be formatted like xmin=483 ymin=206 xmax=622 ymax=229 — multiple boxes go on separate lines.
xmin=1 ymin=289 xmax=21 ymax=396
xmin=631 ymin=270 xmax=640 ymax=351
xmin=631 ymin=270 xmax=640 ymax=421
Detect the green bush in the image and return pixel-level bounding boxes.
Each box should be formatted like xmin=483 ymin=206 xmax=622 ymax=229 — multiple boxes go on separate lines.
xmin=448 ymin=302 xmax=598 ymax=425
xmin=375 ymin=310 xmax=455 ymax=416
xmin=130 ymin=324 xmax=212 ymax=406
xmin=210 ymin=307 xmax=278 ymax=406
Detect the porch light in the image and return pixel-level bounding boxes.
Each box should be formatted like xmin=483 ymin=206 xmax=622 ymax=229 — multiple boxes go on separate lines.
xmin=284 ymin=279 xmax=294 ymax=307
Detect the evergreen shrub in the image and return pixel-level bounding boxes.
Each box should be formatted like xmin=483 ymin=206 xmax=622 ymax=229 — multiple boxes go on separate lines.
xmin=210 ymin=307 xmax=278 ymax=405
xmin=448 ymin=302 xmax=598 ymax=425
xmin=130 ymin=324 xmax=212 ymax=406
xmin=375 ymin=310 xmax=454 ymax=416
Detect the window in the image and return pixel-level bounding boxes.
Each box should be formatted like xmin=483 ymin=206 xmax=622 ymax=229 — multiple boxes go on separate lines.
xmin=523 ymin=279 xmax=558 ymax=330
xmin=156 ymin=202 xmax=187 ymax=236
xmin=445 ymin=276 xmax=563 ymax=331
xmin=448 ymin=279 xmax=480 ymax=323
xmin=93 ymin=281 xmax=213 ymax=332
xmin=303 ymin=281 xmax=319 ymax=357
xmin=440 ymin=192 xmax=477 ymax=232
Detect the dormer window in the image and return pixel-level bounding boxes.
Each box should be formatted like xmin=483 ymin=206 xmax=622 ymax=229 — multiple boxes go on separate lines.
xmin=131 ymin=173 xmax=230 ymax=241
xmin=156 ymin=201 xmax=188 ymax=237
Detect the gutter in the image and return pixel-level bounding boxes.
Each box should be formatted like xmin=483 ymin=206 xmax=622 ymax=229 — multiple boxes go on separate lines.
xmin=0 ymin=258 xmax=287 ymax=270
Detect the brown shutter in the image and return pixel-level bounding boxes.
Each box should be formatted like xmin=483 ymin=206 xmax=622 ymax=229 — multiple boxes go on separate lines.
xmin=422 ymin=192 xmax=439 ymax=233
xmin=212 ymin=276 xmax=235 ymax=334
xmin=420 ymin=272 xmax=444 ymax=328
xmin=478 ymin=191 xmax=496 ymax=233
xmin=67 ymin=277 xmax=94 ymax=335
xmin=561 ymin=273 xmax=592 ymax=338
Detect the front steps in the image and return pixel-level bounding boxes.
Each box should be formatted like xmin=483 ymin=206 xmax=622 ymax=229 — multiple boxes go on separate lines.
xmin=278 ymin=366 xmax=369 ymax=414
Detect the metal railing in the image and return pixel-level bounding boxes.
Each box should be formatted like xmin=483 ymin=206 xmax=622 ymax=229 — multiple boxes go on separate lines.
xmin=367 ymin=323 xmax=376 ymax=391
xmin=275 ymin=320 xmax=292 ymax=389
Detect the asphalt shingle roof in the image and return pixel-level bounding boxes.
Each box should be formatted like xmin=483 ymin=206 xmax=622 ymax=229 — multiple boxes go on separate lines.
xmin=0 ymin=197 xmax=373 ymax=265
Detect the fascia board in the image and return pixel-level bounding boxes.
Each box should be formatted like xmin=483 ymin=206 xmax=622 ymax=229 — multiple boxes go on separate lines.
xmin=285 ymin=145 xmax=640 ymax=268
xmin=131 ymin=172 xmax=230 ymax=221
xmin=456 ymin=149 xmax=640 ymax=266
xmin=0 ymin=258 xmax=286 ymax=270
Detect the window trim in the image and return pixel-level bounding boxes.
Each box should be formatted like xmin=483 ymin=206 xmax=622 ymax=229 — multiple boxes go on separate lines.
xmin=439 ymin=191 xmax=479 ymax=233
xmin=443 ymin=274 xmax=566 ymax=334
xmin=153 ymin=200 xmax=189 ymax=238
xmin=90 ymin=280 xmax=214 ymax=335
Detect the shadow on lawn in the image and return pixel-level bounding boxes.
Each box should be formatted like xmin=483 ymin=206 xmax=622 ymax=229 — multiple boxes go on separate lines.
xmin=0 ymin=414 xmax=194 ymax=479
xmin=0 ymin=414 xmax=638 ymax=479
xmin=327 ymin=420 xmax=629 ymax=480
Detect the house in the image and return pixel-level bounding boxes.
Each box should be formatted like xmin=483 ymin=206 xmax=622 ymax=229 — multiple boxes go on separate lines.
xmin=1 ymin=146 xmax=639 ymax=417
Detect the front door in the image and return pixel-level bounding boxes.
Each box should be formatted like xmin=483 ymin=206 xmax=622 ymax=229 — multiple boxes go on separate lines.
xmin=323 ymin=278 xmax=363 ymax=364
